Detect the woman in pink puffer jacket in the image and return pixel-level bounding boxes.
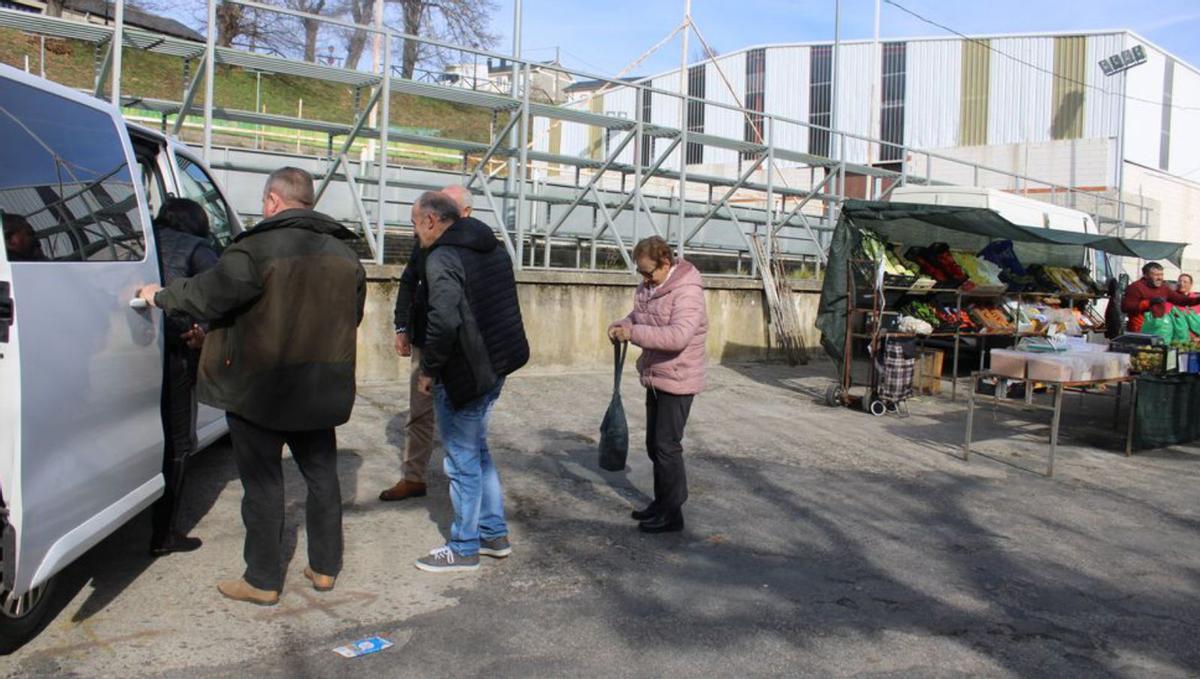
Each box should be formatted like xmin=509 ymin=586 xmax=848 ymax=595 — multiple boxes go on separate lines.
xmin=608 ymin=236 xmax=707 ymax=534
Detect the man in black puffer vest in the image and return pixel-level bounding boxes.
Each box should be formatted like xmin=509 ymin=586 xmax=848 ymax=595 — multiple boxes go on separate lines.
xmin=410 ymin=191 xmax=529 ymax=573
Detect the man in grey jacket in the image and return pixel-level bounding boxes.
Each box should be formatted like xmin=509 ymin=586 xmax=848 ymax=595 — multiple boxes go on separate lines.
xmin=409 ymin=191 xmax=529 ymax=573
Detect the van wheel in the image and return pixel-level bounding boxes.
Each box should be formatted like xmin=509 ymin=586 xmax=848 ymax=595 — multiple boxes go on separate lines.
xmin=0 ymin=577 xmax=55 ymax=654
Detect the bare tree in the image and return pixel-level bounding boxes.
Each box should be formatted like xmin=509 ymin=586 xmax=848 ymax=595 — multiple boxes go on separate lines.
xmin=281 ymin=0 xmax=330 ymax=62
xmin=337 ymin=0 xmax=374 ymax=70
xmin=389 ymin=0 xmax=499 ymax=79
xmin=216 ymin=1 xmax=248 ymax=47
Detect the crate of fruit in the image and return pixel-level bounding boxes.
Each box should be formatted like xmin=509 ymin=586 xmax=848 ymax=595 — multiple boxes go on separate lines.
xmin=1128 ymin=345 xmax=1177 ymax=375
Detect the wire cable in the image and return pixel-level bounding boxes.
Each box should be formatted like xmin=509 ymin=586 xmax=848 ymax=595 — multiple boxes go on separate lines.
xmin=883 ymin=0 xmax=1200 ymax=113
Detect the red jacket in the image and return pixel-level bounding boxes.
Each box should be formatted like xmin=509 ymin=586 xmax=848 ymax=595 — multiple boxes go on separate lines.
xmin=1121 ymin=278 xmax=1195 ymax=332
xmin=611 ymin=259 xmax=708 ymax=395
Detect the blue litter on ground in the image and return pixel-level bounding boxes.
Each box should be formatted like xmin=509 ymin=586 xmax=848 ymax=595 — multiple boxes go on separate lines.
xmin=333 ymin=636 xmax=393 ymax=658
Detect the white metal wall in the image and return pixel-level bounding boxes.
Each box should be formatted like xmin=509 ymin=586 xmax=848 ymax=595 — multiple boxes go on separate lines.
xmin=650 ymin=73 xmax=682 ymax=169
xmin=1122 ymin=36 xmax=1166 ymax=169
xmin=1167 ymin=58 xmax=1200 ymax=177
xmin=526 ymin=32 xmax=1195 ymax=188
xmin=904 ymin=39 xmax=961 ymax=150
xmin=703 ymin=52 xmax=746 ymax=167
xmin=764 ymin=45 xmax=810 ymax=163
xmin=834 ymin=43 xmax=872 ymax=164
xmin=987 ymin=37 xmax=1054 ymax=145
xmin=1083 ymin=33 xmax=1124 ymax=142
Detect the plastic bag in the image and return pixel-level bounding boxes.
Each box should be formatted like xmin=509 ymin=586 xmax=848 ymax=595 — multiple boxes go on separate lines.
xmin=1170 ymin=307 xmax=1191 ymax=343
xmin=598 ymin=341 xmax=630 ymax=472
xmin=1141 ymin=311 xmax=1175 ymax=344
xmin=1184 ymin=307 xmax=1200 ymax=338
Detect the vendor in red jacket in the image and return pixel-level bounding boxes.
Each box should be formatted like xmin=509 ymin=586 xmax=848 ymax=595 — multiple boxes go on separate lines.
xmin=1121 ymin=262 xmax=1195 ymax=332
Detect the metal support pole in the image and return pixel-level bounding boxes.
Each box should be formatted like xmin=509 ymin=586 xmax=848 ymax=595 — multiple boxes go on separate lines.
xmin=110 ymin=0 xmax=124 ymax=108
xmin=677 ymin=0 xmax=691 ymax=260
xmin=203 ymin=0 xmax=216 ymax=162
xmin=1116 ymin=68 xmax=1128 ymax=272
xmin=515 ymin=61 xmax=531 ymax=270
xmin=833 ymin=0 xmax=844 ymax=201
xmin=544 ymin=129 xmax=637 ymax=236
xmin=1048 ymin=383 xmax=1064 ymax=477
xmin=765 ymin=117 xmax=775 ymax=264
xmin=376 ymin=33 xmax=391 ymax=265
xmin=633 ymin=87 xmax=644 ymax=244
xmin=685 ymin=154 xmax=766 ymax=242
xmin=589 ymin=185 xmax=635 ymax=272
xmin=504 ymin=0 xmax=522 ymax=234
xmin=313 ymin=85 xmax=384 ymax=204
xmin=173 ymin=59 xmax=208 ymax=137
xmin=93 ymin=40 xmax=114 ymax=99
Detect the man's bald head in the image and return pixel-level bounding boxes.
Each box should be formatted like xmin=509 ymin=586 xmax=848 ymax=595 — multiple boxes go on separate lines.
xmin=441 ymin=185 xmax=473 ymax=217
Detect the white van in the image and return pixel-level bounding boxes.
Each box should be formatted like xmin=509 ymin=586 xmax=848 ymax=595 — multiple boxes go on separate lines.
xmin=890 ymin=185 xmax=1098 ymax=234
xmin=0 ymin=64 xmax=240 ymax=650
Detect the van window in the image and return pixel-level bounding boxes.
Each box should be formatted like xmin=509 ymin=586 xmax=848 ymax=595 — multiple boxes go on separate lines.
xmin=176 ymin=156 xmax=235 ymax=249
xmin=137 ymin=156 xmax=168 ymax=219
xmin=0 ymin=78 xmax=146 ymax=262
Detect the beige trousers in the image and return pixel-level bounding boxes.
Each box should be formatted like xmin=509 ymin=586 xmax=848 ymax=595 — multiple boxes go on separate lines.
xmin=402 ymin=346 xmax=436 ymax=482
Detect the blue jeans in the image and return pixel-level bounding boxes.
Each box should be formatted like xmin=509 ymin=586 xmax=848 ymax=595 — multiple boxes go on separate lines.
xmin=433 ymin=378 xmax=507 ymax=557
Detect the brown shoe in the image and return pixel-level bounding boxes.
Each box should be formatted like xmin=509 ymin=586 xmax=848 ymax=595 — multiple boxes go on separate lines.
xmin=217 ymin=578 xmax=279 ymax=606
xmin=379 ymin=479 xmax=427 ymax=502
xmin=303 ymin=566 xmax=336 ymax=592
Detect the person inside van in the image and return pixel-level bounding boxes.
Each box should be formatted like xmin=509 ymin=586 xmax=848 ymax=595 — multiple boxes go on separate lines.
xmin=3 ymin=213 xmax=46 ymax=262
xmin=150 ymin=199 xmax=219 ymax=556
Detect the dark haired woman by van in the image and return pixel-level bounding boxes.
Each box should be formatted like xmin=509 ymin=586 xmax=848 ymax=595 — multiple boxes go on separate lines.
xmin=150 ymin=198 xmax=218 ymax=556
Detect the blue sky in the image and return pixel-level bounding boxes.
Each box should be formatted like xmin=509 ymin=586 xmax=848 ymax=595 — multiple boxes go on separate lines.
xmin=491 ymin=0 xmax=1200 ymax=78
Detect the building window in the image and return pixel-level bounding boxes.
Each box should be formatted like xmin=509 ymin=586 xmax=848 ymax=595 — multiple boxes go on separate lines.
xmin=879 ymin=42 xmax=906 ymax=162
xmin=686 ymin=64 xmax=705 ymax=165
xmin=809 ymin=45 xmax=832 ymax=158
xmin=743 ymin=48 xmax=766 ymax=160
xmin=640 ymin=89 xmax=654 ymax=166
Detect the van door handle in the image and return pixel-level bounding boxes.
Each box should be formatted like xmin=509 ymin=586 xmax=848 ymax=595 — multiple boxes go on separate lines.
xmin=0 ymin=281 xmax=12 ymax=343
xmin=129 ymin=298 xmax=149 ymax=309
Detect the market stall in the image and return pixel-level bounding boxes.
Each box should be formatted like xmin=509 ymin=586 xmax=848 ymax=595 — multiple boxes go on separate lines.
xmin=815 ymin=200 xmax=1196 ymax=457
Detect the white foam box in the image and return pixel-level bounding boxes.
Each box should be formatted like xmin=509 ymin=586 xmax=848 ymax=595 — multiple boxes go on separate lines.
xmin=990 ymin=349 xmax=1029 ymax=379
xmin=1026 ymin=353 xmax=1088 ymax=382
xmin=1077 ymin=351 xmax=1130 ymax=380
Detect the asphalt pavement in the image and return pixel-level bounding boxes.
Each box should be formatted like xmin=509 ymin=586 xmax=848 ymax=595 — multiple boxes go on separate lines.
xmin=4 ymin=362 xmax=1200 ymax=677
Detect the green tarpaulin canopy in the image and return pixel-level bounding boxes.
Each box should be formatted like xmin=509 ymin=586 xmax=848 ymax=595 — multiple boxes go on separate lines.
xmin=816 ymin=200 xmax=1190 ymax=366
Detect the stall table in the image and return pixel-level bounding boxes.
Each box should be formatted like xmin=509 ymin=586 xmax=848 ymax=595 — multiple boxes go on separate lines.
xmin=963 ymin=371 xmax=1137 ymax=477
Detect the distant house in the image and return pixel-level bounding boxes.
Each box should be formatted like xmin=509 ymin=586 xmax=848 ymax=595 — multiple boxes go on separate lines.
xmin=441 ymin=58 xmax=575 ymax=104
xmin=563 ymin=76 xmax=645 ymax=100
xmin=3 ymin=0 xmax=204 ymax=42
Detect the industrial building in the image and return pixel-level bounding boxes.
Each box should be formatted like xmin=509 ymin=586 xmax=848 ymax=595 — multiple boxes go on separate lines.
xmin=536 ymin=30 xmax=1200 ymax=274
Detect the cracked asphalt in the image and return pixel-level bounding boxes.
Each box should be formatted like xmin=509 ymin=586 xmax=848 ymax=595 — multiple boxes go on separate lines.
xmin=4 ymin=361 xmax=1200 ymax=677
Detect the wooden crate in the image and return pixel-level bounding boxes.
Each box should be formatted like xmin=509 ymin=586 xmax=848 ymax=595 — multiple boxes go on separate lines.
xmin=915 ymin=348 xmax=945 ymax=395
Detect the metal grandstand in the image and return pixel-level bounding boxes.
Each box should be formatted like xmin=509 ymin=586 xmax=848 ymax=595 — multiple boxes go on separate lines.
xmin=0 ymin=1 xmax=1153 ymax=274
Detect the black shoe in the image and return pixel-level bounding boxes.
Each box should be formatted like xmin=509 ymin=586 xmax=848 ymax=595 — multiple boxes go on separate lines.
xmin=150 ymin=532 xmax=203 ymax=557
xmin=630 ymin=504 xmax=658 ymax=521
xmin=638 ymin=510 xmax=684 ymax=534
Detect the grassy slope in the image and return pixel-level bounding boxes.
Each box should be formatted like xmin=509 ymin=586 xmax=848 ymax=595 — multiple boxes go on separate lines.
xmin=0 ymin=28 xmax=492 ymax=146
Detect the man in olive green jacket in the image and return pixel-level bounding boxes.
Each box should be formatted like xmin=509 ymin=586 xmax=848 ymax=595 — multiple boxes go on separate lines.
xmin=137 ymin=167 xmax=365 ymax=606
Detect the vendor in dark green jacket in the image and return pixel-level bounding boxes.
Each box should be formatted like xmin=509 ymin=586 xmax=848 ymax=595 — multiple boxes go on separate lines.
xmin=136 ymin=166 xmax=365 ymax=606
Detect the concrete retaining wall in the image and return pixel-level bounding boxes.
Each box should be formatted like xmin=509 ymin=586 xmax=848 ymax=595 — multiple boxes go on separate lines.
xmin=356 ymin=265 xmax=822 ymax=383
